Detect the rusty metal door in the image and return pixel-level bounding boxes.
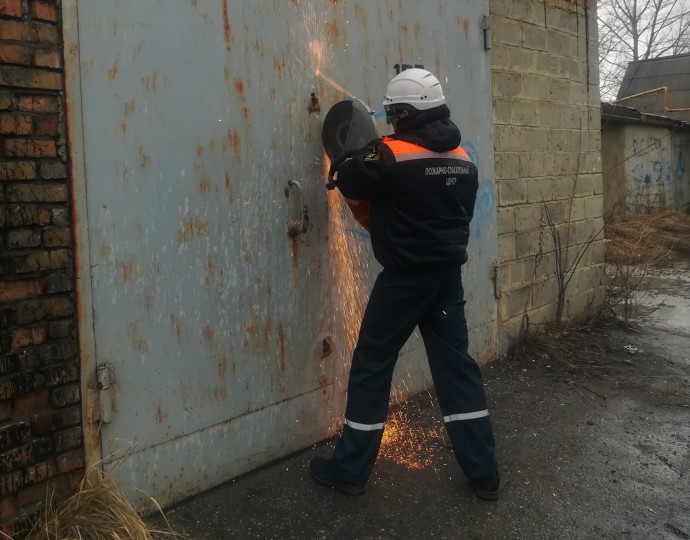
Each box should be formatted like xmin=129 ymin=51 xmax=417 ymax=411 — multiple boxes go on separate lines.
xmin=63 ymin=0 xmax=496 ymax=510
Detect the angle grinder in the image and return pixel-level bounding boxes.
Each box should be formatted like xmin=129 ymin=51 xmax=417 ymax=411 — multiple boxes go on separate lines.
xmin=321 ymin=98 xmax=378 ymax=189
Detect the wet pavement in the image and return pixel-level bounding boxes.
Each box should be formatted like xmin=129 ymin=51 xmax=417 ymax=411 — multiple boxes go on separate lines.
xmin=152 ymin=271 xmax=690 ymax=540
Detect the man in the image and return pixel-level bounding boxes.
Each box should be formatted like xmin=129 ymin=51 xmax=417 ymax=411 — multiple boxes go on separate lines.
xmin=311 ymin=69 xmax=500 ymax=500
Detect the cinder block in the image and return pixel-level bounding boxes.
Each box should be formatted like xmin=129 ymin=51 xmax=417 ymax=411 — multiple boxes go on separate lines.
xmin=546 ymin=28 xmax=577 ymax=58
xmin=527 ymin=177 xmax=553 ymax=203
xmin=585 ymin=195 xmax=603 ymax=219
xmin=567 ymin=198 xmax=586 ymax=222
xmin=492 ymin=98 xmax=512 ymax=125
xmin=498 ymin=178 xmax=528 ymax=206
xmin=503 ymin=284 xmax=532 ymax=321
xmin=519 ymin=151 xmax=547 ymax=177
xmin=498 ymin=233 xmax=516 ymax=261
xmin=515 ymin=205 xmax=543 ymax=233
xmin=534 ymin=51 xmax=561 ymax=77
xmin=512 ymin=100 xmax=540 ymax=127
xmin=521 ymin=23 xmax=547 ymax=50
xmin=520 ymin=74 xmax=551 ymax=101
xmin=532 ymin=277 xmax=559 ymax=309
xmin=494 ymin=16 xmax=522 ymax=46
xmin=492 ymin=71 xmax=522 ymax=98
xmin=559 ymin=57 xmax=586 ymax=82
xmin=497 ymin=208 xmax=516 ymax=234
xmin=494 ymin=152 xmax=519 ymax=180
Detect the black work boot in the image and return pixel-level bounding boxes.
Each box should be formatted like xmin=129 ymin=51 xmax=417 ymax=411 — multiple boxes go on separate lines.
xmin=309 ymin=457 xmax=367 ymax=496
xmin=471 ymin=472 xmax=501 ymax=501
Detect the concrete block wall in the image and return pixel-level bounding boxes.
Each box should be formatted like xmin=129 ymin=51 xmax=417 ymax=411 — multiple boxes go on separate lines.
xmin=0 ymin=0 xmax=83 ymax=535
xmin=491 ymin=0 xmax=605 ymax=342
xmin=602 ymin=122 xmax=690 ymax=214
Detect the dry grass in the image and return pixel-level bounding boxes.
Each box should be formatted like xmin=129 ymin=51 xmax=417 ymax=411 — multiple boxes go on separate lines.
xmin=508 ymin=320 xmax=612 ymax=371
xmin=23 ymin=466 xmax=182 ymax=540
xmin=605 ymin=210 xmax=690 ymax=265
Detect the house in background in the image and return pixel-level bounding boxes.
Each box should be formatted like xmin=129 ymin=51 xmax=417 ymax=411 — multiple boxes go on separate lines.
xmin=602 ymin=53 xmax=690 ymax=215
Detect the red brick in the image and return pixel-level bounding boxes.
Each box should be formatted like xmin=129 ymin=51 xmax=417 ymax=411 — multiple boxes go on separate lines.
xmin=0 ymin=114 xmax=32 ymax=135
xmin=18 ymin=479 xmax=49 ymax=507
xmin=42 ymin=227 xmax=71 ymax=247
xmin=0 ymin=0 xmax=22 ymax=17
xmin=56 ymin=449 xmax=82 ymax=474
xmin=10 ymin=326 xmax=46 ymax=350
xmin=0 ymin=401 xmax=11 ymax=423
xmin=33 ymin=48 xmax=60 ymax=69
xmin=0 ymin=162 xmax=36 ymax=180
xmin=0 ymin=495 xmax=17 ymax=521
xmin=0 ymin=20 xmax=58 ymax=42
xmin=23 ymin=459 xmax=57 ymax=485
xmin=0 ymin=45 xmax=31 ymax=66
xmin=12 ymin=388 xmax=49 ymax=416
xmin=4 ymin=139 xmax=56 ymax=158
xmin=17 ymin=95 xmax=58 ymax=113
xmin=0 ymin=91 xmax=12 ymax=110
xmin=31 ymin=0 xmax=57 ymax=22
xmin=36 ymin=116 xmax=58 ymax=136
xmin=0 ymin=66 xmax=62 ymax=90
xmin=0 ymin=471 xmax=24 ymax=497
xmin=30 ymin=405 xmax=80 ymax=435
xmin=67 ymin=469 xmax=83 ymax=490
xmin=0 ymin=279 xmax=43 ymax=303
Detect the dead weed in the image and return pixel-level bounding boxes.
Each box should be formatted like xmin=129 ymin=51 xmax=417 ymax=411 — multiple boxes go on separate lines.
xmin=22 ymin=466 xmax=182 ymax=540
xmin=605 ymin=209 xmax=690 ymax=265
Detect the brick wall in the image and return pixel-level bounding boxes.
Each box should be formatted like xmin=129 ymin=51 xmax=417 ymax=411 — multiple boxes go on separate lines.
xmin=0 ymin=0 xmax=83 ymax=535
xmin=491 ymin=0 xmax=605 ymax=343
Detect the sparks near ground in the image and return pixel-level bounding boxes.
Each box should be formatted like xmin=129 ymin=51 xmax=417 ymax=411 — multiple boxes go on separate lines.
xmin=302 ymin=2 xmax=449 ymax=471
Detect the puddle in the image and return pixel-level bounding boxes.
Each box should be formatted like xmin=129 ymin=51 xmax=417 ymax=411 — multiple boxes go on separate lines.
xmin=638 ymin=260 xmax=690 ymax=332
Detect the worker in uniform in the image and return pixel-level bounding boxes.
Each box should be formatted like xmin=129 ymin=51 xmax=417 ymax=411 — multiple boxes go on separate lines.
xmin=310 ymin=68 xmax=501 ymax=500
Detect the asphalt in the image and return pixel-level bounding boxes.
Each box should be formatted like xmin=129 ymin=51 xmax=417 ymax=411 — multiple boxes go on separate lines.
xmin=152 ymin=269 xmax=690 ymax=540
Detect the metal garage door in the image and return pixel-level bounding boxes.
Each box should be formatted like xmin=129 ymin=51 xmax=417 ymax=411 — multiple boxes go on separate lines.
xmin=63 ymin=0 xmax=497 ymax=510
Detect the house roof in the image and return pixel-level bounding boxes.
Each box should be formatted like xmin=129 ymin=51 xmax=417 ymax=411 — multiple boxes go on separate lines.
xmin=616 ymin=53 xmax=690 ymax=122
xmin=601 ymin=101 xmax=690 ymax=130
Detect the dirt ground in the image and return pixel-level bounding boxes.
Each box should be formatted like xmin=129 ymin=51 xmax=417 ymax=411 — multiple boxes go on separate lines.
xmin=151 ymin=212 xmax=690 ymax=540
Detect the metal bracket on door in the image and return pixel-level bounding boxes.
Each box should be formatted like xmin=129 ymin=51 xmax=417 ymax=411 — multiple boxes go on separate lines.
xmin=482 ymin=16 xmax=492 ymax=50
xmin=492 ymin=264 xmax=501 ymax=299
xmin=287 ymin=180 xmax=309 ymax=237
xmin=87 ymin=364 xmax=115 ymax=424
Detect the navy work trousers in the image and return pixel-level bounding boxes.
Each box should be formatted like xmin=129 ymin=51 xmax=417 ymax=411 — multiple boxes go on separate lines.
xmin=332 ymin=267 xmax=498 ymax=486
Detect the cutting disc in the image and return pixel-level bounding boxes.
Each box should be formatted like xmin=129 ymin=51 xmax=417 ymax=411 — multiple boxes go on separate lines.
xmin=322 ymin=98 xmax=378 ymax=160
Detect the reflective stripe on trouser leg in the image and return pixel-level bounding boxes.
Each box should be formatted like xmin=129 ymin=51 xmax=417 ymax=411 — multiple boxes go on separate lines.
xmin=332 ymin=270 xmax=435 ymax=486
xmin=419 ymin=270 xmax=498 ymax=478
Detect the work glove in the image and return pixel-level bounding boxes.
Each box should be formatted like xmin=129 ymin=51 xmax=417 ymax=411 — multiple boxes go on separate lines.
xmin=325 ymin=151 xmax=357 ymax=190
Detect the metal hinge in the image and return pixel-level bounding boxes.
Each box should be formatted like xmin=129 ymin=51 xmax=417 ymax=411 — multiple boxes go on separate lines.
xmin=492 ymin=264 xmax=501 ymax=299
xmin=87 ymin=364 xmax=114 ymax=424
xmin=482 ymin=15 xmax=492 ymax=50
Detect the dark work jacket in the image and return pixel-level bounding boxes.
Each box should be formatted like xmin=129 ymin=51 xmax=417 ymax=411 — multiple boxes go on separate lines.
xmin=334 ymin=105 xmax=478 ymax=272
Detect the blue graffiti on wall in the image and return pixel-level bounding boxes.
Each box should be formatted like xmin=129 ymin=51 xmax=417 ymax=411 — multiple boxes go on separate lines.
xmin=461 ymin=141 xmax=480 ymax=170
xmin=472 ymin=179 xmax=495 ymax=239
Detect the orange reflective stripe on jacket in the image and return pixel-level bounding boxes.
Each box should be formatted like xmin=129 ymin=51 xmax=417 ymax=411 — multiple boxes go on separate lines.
xmin=381 ymin=137 xmax=472 ymax=163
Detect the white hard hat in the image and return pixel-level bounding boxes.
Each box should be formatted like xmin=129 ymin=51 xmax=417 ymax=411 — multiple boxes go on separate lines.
xmin=382 ymin=68 xmax=445 ymax=111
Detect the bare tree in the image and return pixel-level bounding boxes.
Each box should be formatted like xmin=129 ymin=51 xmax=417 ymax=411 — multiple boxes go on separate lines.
xmin=598 ymin=0 xmax=690 ymax=100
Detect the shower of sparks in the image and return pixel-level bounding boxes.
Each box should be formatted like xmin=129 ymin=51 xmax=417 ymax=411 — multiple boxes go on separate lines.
xmin=316 ymin=69 xmax=354 ymax=99
xmin=302 ymin=2 xmax=446 ymax=472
